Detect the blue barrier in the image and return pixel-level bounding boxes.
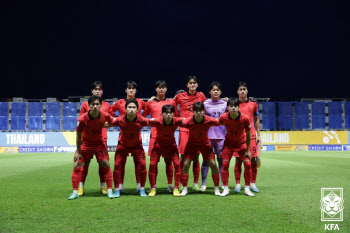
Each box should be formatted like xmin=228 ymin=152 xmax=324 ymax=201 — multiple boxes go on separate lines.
xmin=295 ymin=102 xmax=308 ymax=130
xmin=0 ymin=102 xmax=8 ymax=130
xmin=312 ymin=102 xmax=325 ymax=129
xmin=328 ymin=102 xmax=342 ymax=130
xmin=28 ymin=103 xmax=43 ymax=130
xmin=262 ymin=102 xmax=276 ymax=130
xmin=11 ymin=103 xmax=26 ymax=130
xmin=278 ymin=102 xmax=292 ymax=130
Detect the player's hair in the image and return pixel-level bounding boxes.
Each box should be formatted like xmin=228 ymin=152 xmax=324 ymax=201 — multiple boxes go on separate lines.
xmin=125 ymin=99 xmax=139 ymax=109
xmin=91 ymin=81 xmax=103 ymax=90
xmin=209 ymin=81 xmax=222 ymax=91
xmin=192 ymin=102 xmax=204 ymax=112
xmin=125 ymin=81 xmax=138 ymax=89
xmin=237 ymin=81 xmax=248 ymax=90
xmin=155 ymin=80 xmax=167 ymax=88
xmin=162 ymin=105 xmax=175 ymax=113
xmin=227 ymin=97 xmax=240 ymax=107
xmin=187 ymin=75 xmax=199 ymax=84
xmin=88 ymin=95 xmax=102 ymax=105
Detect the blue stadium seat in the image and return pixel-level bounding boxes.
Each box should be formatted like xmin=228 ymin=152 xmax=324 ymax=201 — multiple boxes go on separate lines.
xmin=63 ymin=116 xmax=77 ymax=130
xmin=344 ymin=102 xmax=350 ymax=129
xmin=62 ymin=103 xmax=77 ymax=131
xmin=63 ymin=102 xmax=77 ymax=116
xmin=46 ymin=103 xmax=60 ymax=130
xmin=11 ymin=103 xmax=26 ymax=130
xmin=312 ymin=102 xmax=325 ymax=129
xmin=0 ymin=102 xmax=8 ymax=116
xmin=0 ymin=102 xmax=9 ymax=130
xmin=262 ymin=102 xmax=276 ymax=130
xmin=295 ymin=102 xmax=309 ymax=130
xmin=28 ymin=103 xmax=43 ymax=130
xmin=328 ymin=102 xmax=342 ymax=130
xmin=278 ymin=102 xmax=292 ymax=130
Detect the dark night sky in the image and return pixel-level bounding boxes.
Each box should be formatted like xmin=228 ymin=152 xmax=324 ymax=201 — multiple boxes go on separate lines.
xmin=2 ymin=0 xmax=349 ymax=101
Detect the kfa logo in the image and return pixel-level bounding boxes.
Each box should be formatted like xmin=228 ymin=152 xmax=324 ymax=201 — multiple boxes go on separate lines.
xmin=320 ymin=188 xmax=344 ymax=222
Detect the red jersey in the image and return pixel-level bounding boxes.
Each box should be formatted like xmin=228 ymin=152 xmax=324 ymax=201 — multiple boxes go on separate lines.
xmin=182 ymin=115 xmax=219 ymax=145
xmin=111 ymin=98 xmax=145 ymax=115
xmin=80 ymin=100 xmax=115 ymax=141
xmin=142 ymin=98 xmax=179 ymax=136
xmin=76 ymin=111 xmax=115 ymax=146
xmin=238 ymin=99 xmax=258 ymax=139
xmin=80 ymin=100 xmax=115 ymax=116
xmin=173 ymin=92 xmax=207 ymax=118
xmin=149 ymin=117 xmax=183 ymax=145
xmin=112 ymin=114 xmax=149 ymax=148
xmin=218 ymin=111 xmax=251 ymax=146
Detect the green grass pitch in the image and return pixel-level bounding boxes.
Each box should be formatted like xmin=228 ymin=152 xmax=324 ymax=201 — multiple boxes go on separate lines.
xmin=0 ymin=151 xmax=349 ymax=232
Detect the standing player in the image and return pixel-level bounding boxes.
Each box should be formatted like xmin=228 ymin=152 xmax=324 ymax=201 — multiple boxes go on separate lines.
xmin=173 ymin=76 xmax=206 ymax=191
xmin=68 ymin=95 xmax=115 ymax=200
xmin=236 ymin=81 xmax=261 ymax=193
xmin=148 ymin=105 xmax=182 ymax=197
xmin=180 ymin=102 xmax=221 ymax=196
xmin=78 ymin=81 xmax=115 ymax=196
xmin=218 ymin=98 xmax=254 ymax=197
xmin=200 ymin=81 xmax=227 ymax=192
xmin=111 ymin=99 xmax=149 ymax=197
xmin=142 ymin=80 xmax=178 ymax=193
xmin=111 ymin=81 xmax=146 ymax=192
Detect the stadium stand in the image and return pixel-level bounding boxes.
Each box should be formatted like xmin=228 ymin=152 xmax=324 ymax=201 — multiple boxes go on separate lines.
xmin=295 ymin=102 xmax=309 ymax=130
xmin=11 ymin=102 xmax=26 ymax=130
xmin=46 ymin=102 xmax=60 ymax=131
xmin=312 ymin=102 xmax=326 ymax=129
xmin=28 ymin=102 xmax=43 ymax=130
xmin=262 ymin=102 xmax=276 ymax=130
xmin=1 ymin=98 xmax=349 ymax=131
xmin=278 ymin=102 xmax=293 ymax=130
xmin=328 ymin=102 xmax=342 ymax=130
xmin=345 ymin=102 xmax=350 ymax=129
xmin=63 ymin=102 xmax=77 ymax=131
xmin=0 ymin=102 xmax=9 ymax=130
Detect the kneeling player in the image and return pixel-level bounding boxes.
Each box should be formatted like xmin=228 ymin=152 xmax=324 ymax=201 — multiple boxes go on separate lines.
xmin=148 ymin=105 xmax=182 ymax=197
xmin=218 ymin=98 xmax=254 ymax=197
xmin=110 ymin=99 xmax=149 ymax=197
xmin=180 ymin=102 xmax=221 ymax=196
xmin=68 ymin=95 xmax=115 ymax=200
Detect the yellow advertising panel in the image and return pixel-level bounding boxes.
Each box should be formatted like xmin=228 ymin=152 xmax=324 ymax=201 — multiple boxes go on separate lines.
xmin=62 ymin=132 xmax=76 ymax=146
xmin=0 ymin=147 xmax=19 ymax=153
xmin=275 ymin=145 xmax=309 ymax=151
xmin=261 ymin=131 xmax=348 ymax=145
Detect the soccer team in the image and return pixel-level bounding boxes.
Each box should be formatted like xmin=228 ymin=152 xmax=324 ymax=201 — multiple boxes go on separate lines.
xmin=68 ymin=76 xmax=261 ymax=200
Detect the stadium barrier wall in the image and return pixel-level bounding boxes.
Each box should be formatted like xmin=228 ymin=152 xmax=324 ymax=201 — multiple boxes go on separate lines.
xmin=0 ymin=131 xmax=179 ymax=153
xmin=1 ymin=131 xmax=349 ymax=153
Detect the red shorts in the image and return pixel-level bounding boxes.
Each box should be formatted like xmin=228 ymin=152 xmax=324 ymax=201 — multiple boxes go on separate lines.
xmin=183 ymin=143 xmax=215 ymax=161
xmin=115 ymin=144 xmax=145 ymax=160
xmin=250 ymin=138 xmax=257 ymax=158
xmin=222 ymin=143 xmax=249 ymax=161
xmin=78 ymin=139 xmax=109 ymax=163
xmin=80 ymin=142 xmax=109 ymax=162
xmin=178 ymin=128 xmax=189 ymax=155
xmin=151 ymin=143 xmax=178 ymax=161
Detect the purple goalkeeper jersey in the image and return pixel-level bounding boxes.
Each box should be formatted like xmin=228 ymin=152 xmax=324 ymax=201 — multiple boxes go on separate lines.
xmin=204 ymin=99 xmax=227 ymax=139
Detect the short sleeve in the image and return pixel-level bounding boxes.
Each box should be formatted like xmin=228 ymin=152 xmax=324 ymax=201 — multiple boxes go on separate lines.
xmin=142 ymin=102 xmax=151 ymax=117
xmin=76 ymin=119 xmax=85 ymax=132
